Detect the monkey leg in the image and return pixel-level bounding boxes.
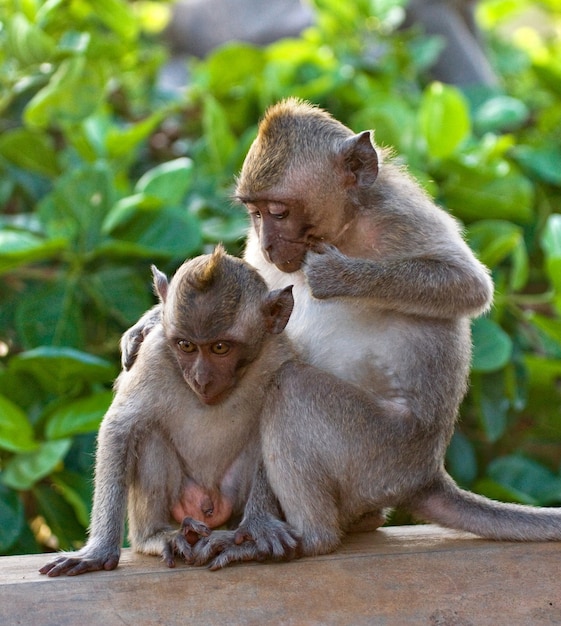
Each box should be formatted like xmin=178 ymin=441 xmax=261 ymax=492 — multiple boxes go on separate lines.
xmin=128 ymin=429 xmax=206 ymax=567
xmin=347 ymin=509 xmax=388 ymax=533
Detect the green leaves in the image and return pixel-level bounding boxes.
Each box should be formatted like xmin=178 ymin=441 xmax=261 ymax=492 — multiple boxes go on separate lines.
xmin=25 ymin=58 xmax=105 ymax=128
xmin=419 ymin=83 xmax=471 ymax=159
xmin=471 ymin=318 xmax=513 ymax=373
xmin=2 ymin=440 xmax=72 ymax=491
xmin=45 ymin=392 xmax=113 ymax=440
xmin=0 ymin=396 xmax=37 ymax=454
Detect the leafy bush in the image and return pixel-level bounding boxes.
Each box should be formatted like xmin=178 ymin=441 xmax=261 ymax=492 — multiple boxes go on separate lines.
xmin=1 ymin=0 xmax=561 ymax=555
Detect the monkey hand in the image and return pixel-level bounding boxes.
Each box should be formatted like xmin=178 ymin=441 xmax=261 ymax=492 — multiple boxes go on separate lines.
xmin=120 ymin=305 xmax=161 ymax=370
xmin=190 ymin=515 xmax=300 ymax=570
xmin=303 ymin=244 xmax=352 ymax=300
xmin=161 ymin=518 xmax=211 ymax=568
xmin=39 ymin=544 xmax=120 ymax=577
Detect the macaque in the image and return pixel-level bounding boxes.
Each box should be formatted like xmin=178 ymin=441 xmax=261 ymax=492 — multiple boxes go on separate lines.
xmin=121 ymin=99 xmax=561 ymax=569
xmin=39 ymin=246 xmax=297 ymax=576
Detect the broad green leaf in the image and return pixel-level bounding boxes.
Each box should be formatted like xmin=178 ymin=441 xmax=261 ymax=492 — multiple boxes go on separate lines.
xmin=542 ymin=215 xmax=561 ymax=294
xmin=90 ymin=0 xmax=139 ymax=41
xmin=541 ymin=213 xmax=561 ymax=259
xmin=0 ymin=129 xmax=59 ymax=177
xmin=524 ymin=356 xmax=561 ymax=436
xmin=0 ymin=485 xmax=25 ymax=552
xmin=442 ymin=163 xmax=534 ymax=223
xmin=51 ymin=471 xmax=93 ymax=527
xmin=202 ymin=95 xmax=237 ymax=173
xmin=2 ymin=439 xmax=72 ymax=490
xmin=418 ymin=82 xmax=471 ymax=159
xmin=527 ymin=313 xmax=561 ymax=349
xmin=135 ymin=158 xmax=194 ymax=207
xmin=201 ymin=214 xmax=250 ymax=243
xmin=37 ymin=163 xmax=115 ymax=255
xmin=471 ymin=317 xmax=513 ymax=372
xmin=87 ymin=266 xmax=154 ymax=326
xmin=445 ymin=430 xmax=477 ymax=487
xmin=473 ymin=477 xmax=537 ymax=505
xmin=546 ymin=258 xmax=561 ymax=295
xmin=0 ymin=230 xmax=66 ymax=274
xmin=0 ymin=395 xmax=37 ymax=453
xmin=24 ymin=57 xmax=105 ymax=128
xmin=8 ymin=347 xmax=114 ymax=395
xmin=474 ymin=96 xmax=529 ymax=134
xmin=512 ymin=145 xmax=561 ymax=186
xmin=5 ymin=13 xmax=56 ymax=66
xmin=33 ymin=483 xmax=87 ymax=550
xmin=467 ymin=220 xmax=524 ymax=268
xmin=14 ymin=278 xmax=85 ymax=349
xmin=102 ymin=196 xmax=202 ymax=260
xmin=106 ymin=110 xmax=168 ymax=160
xmin=466 ymin=220 xmax=528 ymax=290
xmin=487 ymin=455 xmax=561 ymax=505
xmin=474 ymin=371 xmax=510 ymax=442
xmin=45 ymin=391 xmax=113 ymax=439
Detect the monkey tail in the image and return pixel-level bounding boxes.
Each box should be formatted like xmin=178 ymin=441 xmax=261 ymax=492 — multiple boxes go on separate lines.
xmin=411 ymin=471 xmax=561 ymax=541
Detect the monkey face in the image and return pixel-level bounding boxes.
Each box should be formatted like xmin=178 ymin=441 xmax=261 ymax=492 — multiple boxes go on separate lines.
xmin=244 ymin=199 xmax=314 ymax=272
xmin=173 ymin=339 xmax=248 ymax=405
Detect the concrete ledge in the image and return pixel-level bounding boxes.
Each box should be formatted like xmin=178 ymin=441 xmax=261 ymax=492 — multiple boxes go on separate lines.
xmin=2 ymin=524 xmax=560 ymax=625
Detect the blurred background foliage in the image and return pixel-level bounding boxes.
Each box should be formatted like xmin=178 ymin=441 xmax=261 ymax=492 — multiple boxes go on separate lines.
xmin=1 ymin=0 xmax=561 ymax=555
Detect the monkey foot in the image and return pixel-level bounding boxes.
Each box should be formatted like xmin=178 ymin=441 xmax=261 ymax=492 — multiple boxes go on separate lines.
xmin=162 ymin=518 xmax=211 ymax=567
xmin=189 ymin=516 xmax=301 ymax=570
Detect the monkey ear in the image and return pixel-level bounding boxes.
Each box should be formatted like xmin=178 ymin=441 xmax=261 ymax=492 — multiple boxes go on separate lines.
xmin=151 ymin=265 xmax=169 ymax=303
xmin=340 ymin=131 xmax=379 ymax=189
xmin=262 ymin=286 xmax=294 ymax=334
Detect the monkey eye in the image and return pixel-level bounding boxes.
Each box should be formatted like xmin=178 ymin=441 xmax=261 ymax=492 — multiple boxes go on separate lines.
xmin=268 ymin=203 xmax=289 ymax=220
xmin=211 ymin=342 xmax=230 ymax=355
xmin=177 ymin=340 xmax=196 ymax=353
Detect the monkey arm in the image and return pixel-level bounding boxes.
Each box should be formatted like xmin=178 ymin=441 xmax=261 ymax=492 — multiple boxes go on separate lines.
xmin=303 ymin=245 xmax=493 ymax=318
xmin=39 ymin=416 xmax=131 ymax=577
xmin=120 ymin=304 xmax=162 ymax=370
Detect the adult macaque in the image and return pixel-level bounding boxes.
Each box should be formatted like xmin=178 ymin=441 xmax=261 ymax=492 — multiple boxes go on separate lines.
xmin=39 ymin=246 xmax=297 ymax=576
xmin=122 ymin=99 xmax=561 ymax=568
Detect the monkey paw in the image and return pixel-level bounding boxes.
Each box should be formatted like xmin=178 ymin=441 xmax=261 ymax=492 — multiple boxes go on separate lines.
xmin=303 ymin=245 xmax=348 ymax=300
xmin=120 ymin=306 xmax=161 ymax=370
xmin=39 ymin=546 xmax=120 ymax=577
xmin=162 ymin=517 xmax=211 ymax=568
xmin=191 ymin=516 xmax=301 ymax=570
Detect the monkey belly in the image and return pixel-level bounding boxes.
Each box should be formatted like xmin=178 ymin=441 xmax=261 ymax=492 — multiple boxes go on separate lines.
xmin=285 ymin=285 xmax=469 ymax=426
xmin=287 ymin=292 xmax=411 ymax=397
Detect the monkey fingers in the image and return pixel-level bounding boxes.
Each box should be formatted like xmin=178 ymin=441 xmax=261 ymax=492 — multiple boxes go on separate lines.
xmin=206 ymin=526 xmax=300 ymax=571
xmin=234 ymin=516 xmax=301 ymax=562
xmin=162 ymin=518 xmax=211 ymax=567
xmin=188 ymin=529 xmax=238 ymax=567
xmin=39 ymin=551 xmax=119 ymax=577
xmin=302 ymin=245 xmax=347 ymax=300
xmin=180 ymin=516 xmax=211 ymax=544
xmin=208 ymin=542 xmax=268 ymax=571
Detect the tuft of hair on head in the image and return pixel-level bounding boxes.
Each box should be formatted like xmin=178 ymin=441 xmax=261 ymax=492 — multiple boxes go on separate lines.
xmin=188 ymin=244 xmax=227 ymax=292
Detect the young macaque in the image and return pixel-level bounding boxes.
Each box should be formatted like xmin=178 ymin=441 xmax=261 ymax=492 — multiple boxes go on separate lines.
xmin=121 ymin=99 xmax=561 ymax=569
xmin=39 ymin=246 xmax=296 ymax=576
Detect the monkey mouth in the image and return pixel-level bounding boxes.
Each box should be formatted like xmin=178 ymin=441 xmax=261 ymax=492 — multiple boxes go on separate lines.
xmin=195 ymin=386 xmax=234 ymax=406
xmin=268 ymin=247 xmax=308 ymax=273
